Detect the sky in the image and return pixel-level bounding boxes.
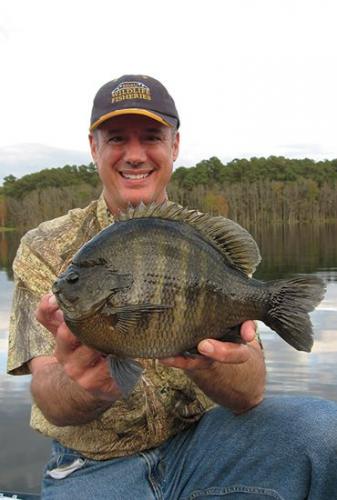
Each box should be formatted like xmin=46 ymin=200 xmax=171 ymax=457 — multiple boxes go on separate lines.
xmin=1 ymin=0 xmax=337 ymax=183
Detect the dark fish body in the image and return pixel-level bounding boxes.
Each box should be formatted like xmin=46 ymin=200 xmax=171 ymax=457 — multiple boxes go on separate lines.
xmin=53 ymin=204 xmax=326 ymax=361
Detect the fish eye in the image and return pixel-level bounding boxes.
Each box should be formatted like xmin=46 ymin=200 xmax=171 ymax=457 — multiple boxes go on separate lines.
xmin=66 ymin=271 xmax=79 ymax=283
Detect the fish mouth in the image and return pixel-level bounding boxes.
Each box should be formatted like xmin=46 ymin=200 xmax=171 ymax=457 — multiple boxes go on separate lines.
xmin=53 ymin=292 xmax=78 ymax=315
xmin=55 ymin=292 xmax=110 ymax=322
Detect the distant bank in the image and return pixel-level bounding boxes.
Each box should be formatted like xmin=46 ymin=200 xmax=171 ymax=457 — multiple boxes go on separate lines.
xmin=1 ymin=156 xmax=337 ymax=230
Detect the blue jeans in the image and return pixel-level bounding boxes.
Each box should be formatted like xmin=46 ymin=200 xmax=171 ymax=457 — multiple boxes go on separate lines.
xmin=41 ymin=396 xmax=337 ymax=499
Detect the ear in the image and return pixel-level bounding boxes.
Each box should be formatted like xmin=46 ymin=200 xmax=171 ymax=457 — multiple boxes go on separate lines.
xmin=172 ymin=131 xmax=180 ymax=162
xmin=89 ymin=132 xmax=98 ymax=163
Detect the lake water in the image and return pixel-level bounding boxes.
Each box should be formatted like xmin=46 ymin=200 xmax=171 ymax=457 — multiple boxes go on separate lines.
xmin=0 ymin=223 xmax=336 ymax=494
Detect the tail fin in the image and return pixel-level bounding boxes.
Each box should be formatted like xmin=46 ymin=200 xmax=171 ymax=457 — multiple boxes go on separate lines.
xmin=265 ymin=275 xmax=326 ymax=352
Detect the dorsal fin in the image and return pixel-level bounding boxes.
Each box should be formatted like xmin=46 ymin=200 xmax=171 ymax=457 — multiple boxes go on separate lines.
xmin=115 ymin=202 xmax=261 ymax=275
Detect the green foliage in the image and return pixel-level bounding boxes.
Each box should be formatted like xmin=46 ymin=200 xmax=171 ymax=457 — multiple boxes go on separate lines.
xmin=3 ymin=174 xmax=17 ymax=185
xmin=173 ymin=157 xmax=228 ymax=189
xmin=172 ymin=156 xmax=337 ymax=186
xmin=170 ymin=156 xmax=337 ymax=225
xmin=3 ymin=163 xmax=100 ymax=199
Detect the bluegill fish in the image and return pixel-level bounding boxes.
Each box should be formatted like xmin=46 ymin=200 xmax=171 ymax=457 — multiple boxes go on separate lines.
xmin=53 ymin=203 xmax=325 ymax=394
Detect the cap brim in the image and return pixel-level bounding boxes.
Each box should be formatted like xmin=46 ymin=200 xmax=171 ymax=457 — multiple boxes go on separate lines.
xmin=90 ymin=108 xmax=174 ymax=131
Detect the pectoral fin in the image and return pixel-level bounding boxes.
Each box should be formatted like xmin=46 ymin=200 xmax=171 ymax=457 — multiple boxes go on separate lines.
xmin=107 ymin=356 xmax=143 ymax=397
xmin=102 ymin=303 xmax=171 ymax=335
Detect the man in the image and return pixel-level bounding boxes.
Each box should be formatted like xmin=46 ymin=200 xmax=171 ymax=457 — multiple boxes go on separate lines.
xmin=7 ymin=75 xmax=337 ymax=499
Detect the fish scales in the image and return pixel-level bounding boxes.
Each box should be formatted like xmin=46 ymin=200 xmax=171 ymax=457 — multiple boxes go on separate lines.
xmin=53 ymin=202 xmax=326 ymax=385
xmin=172 ymin=233 xmax=198 ymax=348
xmin=146 ymin=228 xmax=173 ymax=346
xmin=127 ymin=223 xmax=184 ymax=355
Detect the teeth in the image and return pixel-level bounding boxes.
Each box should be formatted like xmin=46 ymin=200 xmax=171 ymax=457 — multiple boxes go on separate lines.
xmin=121 ymin=172 xmax=150 ymax=180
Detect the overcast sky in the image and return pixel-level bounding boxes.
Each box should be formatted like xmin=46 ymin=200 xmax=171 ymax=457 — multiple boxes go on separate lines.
xmin=1 ymin=0 xmax=337 ymax=183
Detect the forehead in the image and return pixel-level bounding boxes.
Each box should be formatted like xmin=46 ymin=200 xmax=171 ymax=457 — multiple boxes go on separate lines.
xmin=97 ymin=114 xmax=169 ymax=134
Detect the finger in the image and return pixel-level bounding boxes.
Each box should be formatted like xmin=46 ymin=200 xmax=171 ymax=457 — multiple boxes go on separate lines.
xmin=53 ymin=322 xmax=82 ymax=359
xmin=47 ymin=294 xmax=64 ymax=323
xmin=54 ymin=324 xmax=102 ymax=378
xmin=198 ymin=339 xmax=250 ymax=364
xmin=63 ymin=350 xmax=103 ymax=381
xmin=76 ymin=359 xmax=121 ymax=397
xmin=55 ymin=323 xmax=100 ymax=363
xmin=35 ymin=293 xmax=64 ymax=332
xmin=240 ymin=320 xmax=257 ymax=343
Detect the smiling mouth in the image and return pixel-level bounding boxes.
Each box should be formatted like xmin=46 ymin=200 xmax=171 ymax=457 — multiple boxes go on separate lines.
xmin=119 ymin=171 xmax=153 ymax=180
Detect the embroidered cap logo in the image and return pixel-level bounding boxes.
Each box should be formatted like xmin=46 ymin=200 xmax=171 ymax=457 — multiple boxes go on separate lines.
xmin=111 ymin=82 xmax=152 ymax=103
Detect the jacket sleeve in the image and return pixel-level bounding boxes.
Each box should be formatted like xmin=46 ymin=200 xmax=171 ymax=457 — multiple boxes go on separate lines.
xmin=7 ymin=235 xmax=58 ymax=375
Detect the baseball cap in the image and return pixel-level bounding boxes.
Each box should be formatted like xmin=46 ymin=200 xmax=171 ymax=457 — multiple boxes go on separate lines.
xmin=90 ymin=74 xmax=180 ymax=131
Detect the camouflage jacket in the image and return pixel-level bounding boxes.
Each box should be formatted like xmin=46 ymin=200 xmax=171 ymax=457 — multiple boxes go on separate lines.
xmin=7 ymin=195 xmax=214 ymax=460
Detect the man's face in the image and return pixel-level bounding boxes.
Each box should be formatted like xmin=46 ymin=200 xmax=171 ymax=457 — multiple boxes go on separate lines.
xmin=89 ymin=114 xmax=180 ymax=214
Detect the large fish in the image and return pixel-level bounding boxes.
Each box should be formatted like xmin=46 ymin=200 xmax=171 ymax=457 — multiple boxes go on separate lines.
xmin=53 ymin=203 xmax=325 ymax=394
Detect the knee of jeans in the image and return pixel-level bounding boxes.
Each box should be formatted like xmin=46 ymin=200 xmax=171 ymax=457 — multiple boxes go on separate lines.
xmin=299 ymin=398 xmax=337 ymax=454
xmin=261 ymin=396 xmax=337 ymax=453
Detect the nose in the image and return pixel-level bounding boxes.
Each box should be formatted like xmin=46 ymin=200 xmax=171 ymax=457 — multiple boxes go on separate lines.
xmin=124 ymin=137 xmax=147 ymax=166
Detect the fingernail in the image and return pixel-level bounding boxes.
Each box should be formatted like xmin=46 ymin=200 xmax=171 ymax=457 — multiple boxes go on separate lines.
xmin=55 ymin=310 xmax=64 ymax=322
xmin=48 ymin=294 xmax=57 ymax=306
xmin=199 ymin=340 xmax=214 ymax=354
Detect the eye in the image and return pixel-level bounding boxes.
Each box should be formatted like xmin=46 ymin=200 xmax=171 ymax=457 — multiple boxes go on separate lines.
xmin=66 ymin=271 xmax=79 ymax=283
xmin=108 ymin=135 xmax=124 ymax=143
xmin=146 ymin=135 xmax=161 ymax=142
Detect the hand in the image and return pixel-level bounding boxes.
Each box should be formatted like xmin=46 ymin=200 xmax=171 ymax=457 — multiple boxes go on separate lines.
xmin=35 ymin=293 xmax=121 ymax=401
xmin=35 ymin=292 xmax=65 ymax=335
xmin=159 ymin=320 xmax=257 ymax=371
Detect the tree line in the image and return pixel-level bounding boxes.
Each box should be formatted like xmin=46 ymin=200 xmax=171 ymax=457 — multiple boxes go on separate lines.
xmin=1 ymin=156 xmax=337 ymax=230
xmin=170 ymin=156 xmax=337 ymax=226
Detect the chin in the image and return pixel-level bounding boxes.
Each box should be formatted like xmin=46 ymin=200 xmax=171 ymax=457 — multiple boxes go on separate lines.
xmin=124 ymin=191 xmax=158 ymax=207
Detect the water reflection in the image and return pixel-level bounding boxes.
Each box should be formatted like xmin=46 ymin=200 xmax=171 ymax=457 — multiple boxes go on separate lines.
xmin=250 ymin=222 xmax=337 ymax=279
xmin=0 ymin=268 xmax=51 ymax=494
